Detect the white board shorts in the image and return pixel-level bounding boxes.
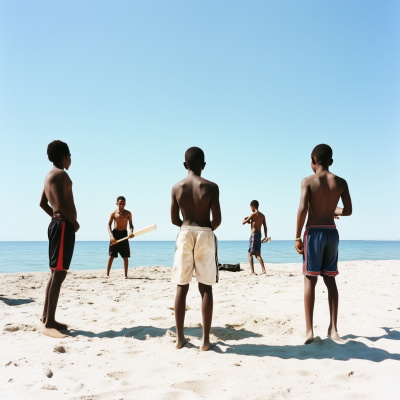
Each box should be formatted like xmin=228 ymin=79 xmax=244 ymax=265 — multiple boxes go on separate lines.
xmin=172 ymin=226 xmax=219 ymax=286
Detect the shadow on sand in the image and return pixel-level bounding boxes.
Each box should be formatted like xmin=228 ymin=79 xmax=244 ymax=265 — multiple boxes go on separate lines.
xmin=63 ymin=325 xmax=400 ymax=363
xmin=0 ymin=297 xmax=35 ymax=306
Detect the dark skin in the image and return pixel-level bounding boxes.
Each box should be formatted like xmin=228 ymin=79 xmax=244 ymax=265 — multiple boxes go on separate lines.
xmin=242 ymin=207 xmax=268 ymax=275
xmin=39 ymin=153 xmax=79 ymax=338
xmin=171 ymin=160 xmax=221 ymax=351
xmin=107 ymin=200 xmax=134 ymax=278
xmin=295 ymin=155 xmax=352 ymax=344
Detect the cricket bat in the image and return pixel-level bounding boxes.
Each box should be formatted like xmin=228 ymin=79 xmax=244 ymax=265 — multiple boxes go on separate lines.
xmin=262 ymin=237 xmax=271 ymax=243
xmin=115 ymin=224 xmax=157 ymax=243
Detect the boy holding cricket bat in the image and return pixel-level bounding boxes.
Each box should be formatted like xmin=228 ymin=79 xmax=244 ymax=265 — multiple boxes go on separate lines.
xmin=107 ymin=196 xmax=134 ymax=278
xmin=171 ymin=147 xmax=222 ymax=351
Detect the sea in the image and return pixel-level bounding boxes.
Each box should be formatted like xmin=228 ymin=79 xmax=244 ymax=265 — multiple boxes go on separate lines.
xmin=0 ymin=241 xmax=399 ymax=274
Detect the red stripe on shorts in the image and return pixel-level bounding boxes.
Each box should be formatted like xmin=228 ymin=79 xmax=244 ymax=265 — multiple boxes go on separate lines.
xmin=55 ymin=221 xmax=65 ymax=270
xmin=303 ymin=230 xmax=308 ymax=275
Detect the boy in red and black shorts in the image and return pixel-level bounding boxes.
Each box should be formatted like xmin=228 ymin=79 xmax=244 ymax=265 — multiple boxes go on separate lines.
xmin=39 ymin=140 xmax=80 ymax=338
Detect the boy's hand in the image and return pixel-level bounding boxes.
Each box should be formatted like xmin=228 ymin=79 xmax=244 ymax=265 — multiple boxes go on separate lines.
xmin=295 ymin=239 xmax=304 ymax=254
xmin=129 ymin=233 xmax=135 ymax=239
xmin=334 ymin=213 xmax=340 ymax=219
xmin=111 ymin=237 xmax=117 ymax=245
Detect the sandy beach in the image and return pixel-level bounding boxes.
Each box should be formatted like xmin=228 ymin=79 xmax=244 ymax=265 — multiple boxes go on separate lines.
xmin=1 ymin=260 xmax=399 ymax=399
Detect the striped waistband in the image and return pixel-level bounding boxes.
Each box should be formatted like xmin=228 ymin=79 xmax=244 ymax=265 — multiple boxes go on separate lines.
xmin=180 ymin=225 xmax=212 ymax=232
xmin=306 ymin=225 xmax=336 ymax=229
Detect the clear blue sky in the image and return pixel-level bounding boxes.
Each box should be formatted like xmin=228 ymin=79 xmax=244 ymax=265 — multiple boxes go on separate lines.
xmin=0 ymin=0 xmax=399 ymax=241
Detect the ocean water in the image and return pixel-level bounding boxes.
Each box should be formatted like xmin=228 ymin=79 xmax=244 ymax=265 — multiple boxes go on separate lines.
xmin=0 ymin=241 xmax=399 ymax=274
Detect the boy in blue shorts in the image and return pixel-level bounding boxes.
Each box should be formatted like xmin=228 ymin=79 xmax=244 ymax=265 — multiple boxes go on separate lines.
xmin=243 ymin=200 xmax=268 ymax=275
xmin=295 ymin=144 xmax=352 ymax=344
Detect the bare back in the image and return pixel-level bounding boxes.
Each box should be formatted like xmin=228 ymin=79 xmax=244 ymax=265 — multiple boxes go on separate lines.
xmin=171 ymin=173 xmax=221 ymax=229
xmin=250 ymin=211 xmax=265 ymax=234
xmin=44 ymin=166 xmax=77 ymax=220
xmin=304 ymin=171 xmax=348 ymax=225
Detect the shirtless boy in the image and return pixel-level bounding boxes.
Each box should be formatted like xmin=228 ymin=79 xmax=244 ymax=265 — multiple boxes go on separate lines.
xmin=242 ymin=200 xmax=268 ymax=275
xmin=39 ymin=140 xmax=79 ymax=338
xmin=107 ymin=196 xmax=134 ymax=278
xmin=171 ymin=147 xmax=222 ymax=351
xmin=295 ymin=144 xmax=352 ymax=344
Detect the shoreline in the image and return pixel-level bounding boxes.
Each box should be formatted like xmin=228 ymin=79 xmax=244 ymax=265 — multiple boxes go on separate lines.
xmin=1 ymin=260 xmax=399 ymax=399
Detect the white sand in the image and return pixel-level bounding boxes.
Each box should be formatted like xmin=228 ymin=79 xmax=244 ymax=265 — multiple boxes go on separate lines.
xmin=1 ymin=260 xmax=399 ymax=399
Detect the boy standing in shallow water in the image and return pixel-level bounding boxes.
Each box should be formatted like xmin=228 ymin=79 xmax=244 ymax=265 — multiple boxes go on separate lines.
xmin=243 ymin=200 xmax=268 ymax=275
xmin=295 ymin=144 xmax=352 ymax=344
xmin=107 ymin=196 xmax=134 ymax=278
xmin=39 ymin=140 xmax=80 ymax=338
xmin=171 ymin=147 xmax=222 ymax=351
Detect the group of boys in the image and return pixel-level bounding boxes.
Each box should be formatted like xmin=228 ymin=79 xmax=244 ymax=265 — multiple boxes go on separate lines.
xmin=40 ymin=141 xmax=352 ymax=348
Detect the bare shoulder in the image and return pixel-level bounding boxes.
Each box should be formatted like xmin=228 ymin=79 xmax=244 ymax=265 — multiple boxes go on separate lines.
xmin=47 ymin=168 xmax=70 ymax=184
xmin=301 ymin=174 xmax=314 ymax=186
xmin=124 ymin=209 xmax=131 ymax=215
xmin=199 ymin=177 xmax=219 ymax=191
xmin=329 ymin=172 xmax=348 ymax=188
xmin=259 ymin=211 xmax=266 ymax=220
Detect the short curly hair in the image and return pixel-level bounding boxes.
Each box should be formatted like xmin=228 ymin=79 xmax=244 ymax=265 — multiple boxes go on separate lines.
xmin=47 ymin=140 xmax=70 ymax=163
xmin=250 ymin=200 xmax=259 ymax=209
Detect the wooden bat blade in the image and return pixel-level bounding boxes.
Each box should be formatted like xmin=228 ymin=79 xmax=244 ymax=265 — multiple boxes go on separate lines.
xmin=132 ymin=224 xmax=157 ymax=237
xmin=115 ymin=224 xmax=157 ymax=243
xmin=262 ymin=237 xmax=271 ymax=243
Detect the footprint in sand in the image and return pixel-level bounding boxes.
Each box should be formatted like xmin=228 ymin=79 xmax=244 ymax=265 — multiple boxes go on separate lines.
xmin=4 ymin=323 xmax=36 ymax=332
xmin=107 ymin=371 xmax=131 ymax=380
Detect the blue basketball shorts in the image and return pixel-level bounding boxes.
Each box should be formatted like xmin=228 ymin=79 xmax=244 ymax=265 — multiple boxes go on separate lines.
xmin=303 ymin=225 xmax=339 ymax=277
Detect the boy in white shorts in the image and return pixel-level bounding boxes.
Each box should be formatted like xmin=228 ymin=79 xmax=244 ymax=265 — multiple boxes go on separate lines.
xmin=171 ymin=147 xmax=222 ymax=351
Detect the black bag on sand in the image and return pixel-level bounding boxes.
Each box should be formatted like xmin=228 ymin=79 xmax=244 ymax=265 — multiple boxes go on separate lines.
xmin=218 ymin=263 xmax=241 ymax=272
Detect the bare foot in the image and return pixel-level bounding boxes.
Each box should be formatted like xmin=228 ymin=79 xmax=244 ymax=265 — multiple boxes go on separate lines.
xmin=328 ymin=329 xmax=345 ymax=343
xmin=125 ymin=276 xmax=128 ymax=279
xmin=40 ymin=319 xmax=68 ymax=330
xmin=303 ymin=331 xmax=314 ymax=344
xmin=175 ymin=337 xmax=188 ymax=349
xmin=40 ymin=323 xmax=67 ymax=338
xmin=250 ymin=272 xmax=256 ymax=275
xmin=201 ymin=341 xmax=213 ymax=351
xmin=261 ymin=270 xmax=266 ymax=275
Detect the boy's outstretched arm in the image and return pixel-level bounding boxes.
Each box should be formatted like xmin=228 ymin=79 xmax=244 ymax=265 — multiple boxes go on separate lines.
xmin=39 ymin=190 xmax=53 ymax=217
xmin=242 ymin=215 xmax=253 ymax=225
xmin=108 ymin=213 xmax=116 ymax=244
xmin=263 ymin=216 xmax=268 ymax=238
xmin=171 ymin=189 xmax=183 ymax=227
xmin=128 ymin=212 xmax=134 ymax=238
xmin=210 ymin=185 xmax=222 ymax=231
xmin=295 ymin=179 xmax=310 ymax=254
xmin=334 ymin=181 xmax=352 ymax=218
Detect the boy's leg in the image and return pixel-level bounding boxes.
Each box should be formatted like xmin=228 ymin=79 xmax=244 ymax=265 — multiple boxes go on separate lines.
xmin=254 ymin=251 xmax=266 ymax=274
xmin=107 ymin=256 xmax=114 ymax=276
xmin=323 ymin=276 xmax=342 ymax=341
xmin=41 ymin=271 xmax=68 ymax=329
xmin=248 ymin=252 xmax=255 ymax=274
xmin=41 ymin=270 xmax=68 ymax=338
xmin=304 ymin=275 xmax=318 ymax=344
xmin=175 ymin=284 xmax=189 ymax=349
xmin=41 ymin=272 xmax=53 ymax=323
xmin=198 ymin=283 xmax=213 ymax=351
xmin=123 ymin=257 xmax=129 ymax=278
